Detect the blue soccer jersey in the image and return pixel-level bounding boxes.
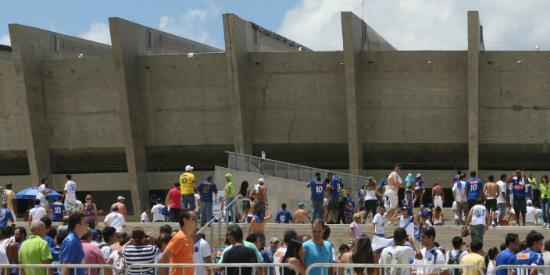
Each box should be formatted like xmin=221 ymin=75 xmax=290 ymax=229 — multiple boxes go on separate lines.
xmin=308 ymin=179 xmax=326 ymax=201
xmin=513 ymin=248 xmax=544 ymax=275
xmin=51 ymin=202 xmax=65 ymax=222
xmin=511 ymin=177 xmax=526 ymax=198
xmin=466 ymin=178 xmax=483 ymax=200
xmin=0 ymin=208 xmax=13 ymax=228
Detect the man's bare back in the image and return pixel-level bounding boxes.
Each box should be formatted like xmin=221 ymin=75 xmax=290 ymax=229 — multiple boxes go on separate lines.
xmin=294 ymin=208 xmax=310 ymax=224
xmin=484 ymin=181 xmax=499 ymax=198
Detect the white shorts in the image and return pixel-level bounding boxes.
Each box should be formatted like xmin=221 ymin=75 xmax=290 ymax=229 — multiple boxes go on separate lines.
xmin=384 ymin=189 xmax=398 ymax=209
xmin=434 ymin=195 xmax=443 ymax=208
xmin=65 ymin=199 xmax=77 ymax=212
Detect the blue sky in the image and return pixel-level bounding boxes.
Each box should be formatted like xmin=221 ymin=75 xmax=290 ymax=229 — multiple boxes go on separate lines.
xmin=2 ymin=0 xmax=550 ymax=51
xmin=0 ymin=0 xmax=296 ymax=49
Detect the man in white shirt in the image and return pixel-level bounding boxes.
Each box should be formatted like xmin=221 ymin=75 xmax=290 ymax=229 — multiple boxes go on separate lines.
xmin=445 ymin=236 xmax=468 ymax=265
xmin=452 ymin=175 xmax=466 ymax=225
xmin=28 ymin=199 xmax=47 ymax=226
xmin=465 ymin=200 xmax=490 ymax=244
xmin=63 ymin=174 xmax=77 ymax=215
xmin=141 ymin=207 xmax=151 ymax=222
xmin=193 ymin=233 xmax=212 ymax=275
xmin=414 ymin=227 xmax=448 ymax=275
xmin=379 ymin=228 xmax=422 ymax=275
xmin=373 ymin=205 xmax=385 ymax=237
xmin=525 ymin=200 xmax=537 ymax=225
xmin=399 ymin=207 xmax=415 ymax=237
xmin=150 ymin=199 xmax=166 ymax=222
xmin=104 ymin=205 xmax=126 ymax=233
xmin=496 ymin=174 xmax=508 ymax=223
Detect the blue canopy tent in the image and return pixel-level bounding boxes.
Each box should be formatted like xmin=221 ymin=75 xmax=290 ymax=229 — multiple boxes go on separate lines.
xmin=16 ymin=187 xmax=62 ymax=200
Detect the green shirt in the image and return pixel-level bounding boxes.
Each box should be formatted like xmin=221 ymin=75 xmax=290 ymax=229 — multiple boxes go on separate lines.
xmin=540 ymin=183 xmax=550 ymax=199
xmin=18 ymin=235 xmax=52 ymax=275
xmin=218 ymin=241 xmax=263 ymax=263
xmin=225 ymin=181 xmax=235 ymax=198
xmin=528 ymin=177 xmax=539 ymax=190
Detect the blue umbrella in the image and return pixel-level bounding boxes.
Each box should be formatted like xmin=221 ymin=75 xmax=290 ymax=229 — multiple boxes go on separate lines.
xmin=16 ymin=187 xmax=62 ymax=200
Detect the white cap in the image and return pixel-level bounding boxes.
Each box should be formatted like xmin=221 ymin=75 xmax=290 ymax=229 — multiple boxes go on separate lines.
xmin=185 ymin=165 xmax=194 ymax=172
xmin=117 ymin=196 xmax=125 ymax=200
xmin=258 ymin=178 xmax=265 ymax=183
xmin=415 ymin=173 xmax=421 ymax=178
xmin=527 ymin=199 xmax=532 ymax=205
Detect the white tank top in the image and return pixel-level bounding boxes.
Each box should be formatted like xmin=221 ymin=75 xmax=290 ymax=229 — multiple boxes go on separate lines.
xmin=0 ymin=239 xmax=10 ymax=264
xmin=470 ymin=204 xmax=487 ymax=225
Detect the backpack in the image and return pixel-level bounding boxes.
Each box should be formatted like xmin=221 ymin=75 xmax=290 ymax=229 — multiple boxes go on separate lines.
xmin=447 ymin=250 xmax=462 ymax=275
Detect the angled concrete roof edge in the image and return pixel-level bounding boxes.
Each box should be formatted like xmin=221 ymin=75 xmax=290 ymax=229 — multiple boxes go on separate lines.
xmin=8 ymin=23 xmax=112 ymax=50
xmin=109 ymin=17 xmax=222 ymax=52
xmin=341 ymin=11 xmax=396 ymax=51
xmin=223 ymin=13 xmax=313 ymax=52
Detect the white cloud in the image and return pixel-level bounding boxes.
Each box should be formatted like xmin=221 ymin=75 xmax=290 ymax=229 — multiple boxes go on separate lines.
xmin=0 ymin=34 xmax=10 ymax=46
xmin=158 ymin=2 xmax=220 ymax=47
xmin=278 ymin=0 xmax=550 ymax=50
xmin=80 ymin=22 xmax=111 ymax=45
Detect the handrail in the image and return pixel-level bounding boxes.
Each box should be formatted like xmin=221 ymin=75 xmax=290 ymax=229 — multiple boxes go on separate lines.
xmin=305 ymin=263 xmax=486 ymax=275
xmin=197 ymin=194 xmax=241 ymax=249
xmin=197 ymin=195 xmax=241 ymax=234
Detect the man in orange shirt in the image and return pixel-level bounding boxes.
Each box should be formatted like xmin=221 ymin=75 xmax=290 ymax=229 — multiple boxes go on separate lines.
xmin=159 ymin=208 xmax=198 ymax=275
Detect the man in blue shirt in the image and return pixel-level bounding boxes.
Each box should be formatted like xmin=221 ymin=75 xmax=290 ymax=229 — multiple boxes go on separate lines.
xmin=300 ymin=219 xmax=334 ymax=275
xmin=465 ymin=171 xmax=483 ymax=211
xmin=275 ymin=203 xmax=293 ymax=224
xmin=327 ymin=173 xmax=342 ymax=224
xmin=307 ymin=173 xmax=326 ymax=220
xmin=51 ymin=197 xmax=65 ymax=222
xmin=0 ymin=203 xmax=14 ymax=229
xmin=513 ymin=230 xmax=544 ymax=275
xmin=60 ymin=213 xmax=88 ymax=275
xmin=510 ymin=170 xmax=527 ymax=226
xmin=414 ymin=173 xmax=425 ymax=207
xmin=197 ymin=175 xmax=218 ymax=226
xmin=495 ymin=233 xmax=520 ymax=275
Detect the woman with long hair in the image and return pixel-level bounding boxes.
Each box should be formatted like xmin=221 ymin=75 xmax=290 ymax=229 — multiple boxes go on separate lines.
xmin=363 ymin=177 xmax=378 ymax=223
xmin=340 ymin=236 xmax=377 ymax=275
xmin=239 ymin=180 xmax=251 ymax=223
xmin=485 ymin=247 xmax=499 ymax=275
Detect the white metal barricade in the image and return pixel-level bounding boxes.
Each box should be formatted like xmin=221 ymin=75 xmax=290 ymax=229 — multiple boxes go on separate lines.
xmin=494 ymin=264 xmax=550 ymax=275
xmin=129 ymin=263 xmax=298 ymax=275
xmin=0 ymin=263 xmax=113 ymax=275
xmin=304 ymin=263 xmax=486 ymax=275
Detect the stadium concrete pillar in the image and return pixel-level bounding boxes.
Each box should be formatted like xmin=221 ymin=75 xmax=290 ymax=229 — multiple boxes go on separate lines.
xmin=9 ymin=24 xmax=111 ymax=188
xmin=223 ymin=13 xmax=311 ymax=155
xmin=341 ymin=12 xmax=364 ymax=176
xmin=467 ymin=11 xmax=480 ymax=173
xmin=109 ymin=18 xmax=219 ymax=216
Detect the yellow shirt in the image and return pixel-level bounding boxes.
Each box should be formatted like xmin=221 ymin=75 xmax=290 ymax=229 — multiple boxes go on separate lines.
xmin=460 ymin=252 xmax=485 ymax=275
xmin=180 ymin=172 xmax=195 ymax=195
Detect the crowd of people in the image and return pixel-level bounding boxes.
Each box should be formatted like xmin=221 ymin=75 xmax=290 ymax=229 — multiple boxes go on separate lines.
xmin=1 ymin=163 xmax=550 ymax=274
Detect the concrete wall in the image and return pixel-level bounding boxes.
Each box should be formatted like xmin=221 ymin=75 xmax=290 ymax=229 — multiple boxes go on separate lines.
xmin=214 ymin=166 xmax=309 ymax=213
xmin=136 ymin=53 xmax=233 ymax=146
xmin=41 ymin=58 xmax=123 ymax=148
xmin=0 ymin=62 xmax=26 ymax=150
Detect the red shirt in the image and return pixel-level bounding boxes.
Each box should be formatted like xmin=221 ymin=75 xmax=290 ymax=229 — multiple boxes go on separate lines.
xmin=168 ymin=188 xmax=181 ymax=209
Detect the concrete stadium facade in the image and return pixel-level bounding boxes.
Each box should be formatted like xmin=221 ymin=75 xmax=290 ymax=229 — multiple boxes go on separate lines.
xmin=1 ymin=11 xmax=550 ymax=215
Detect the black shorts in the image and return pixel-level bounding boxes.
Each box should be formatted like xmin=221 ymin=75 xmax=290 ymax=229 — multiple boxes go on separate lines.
xmin=364 ymin=200 xmax=378 ymax=217
xmin=485 ymin=199 xmax=497 ymax=212
xmin=513 ymin=198 xmax=527 ymax=214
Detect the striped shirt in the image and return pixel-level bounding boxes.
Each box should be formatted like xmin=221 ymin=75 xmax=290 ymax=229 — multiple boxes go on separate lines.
xmin=122 ymin=244 xmax=159 ymax=275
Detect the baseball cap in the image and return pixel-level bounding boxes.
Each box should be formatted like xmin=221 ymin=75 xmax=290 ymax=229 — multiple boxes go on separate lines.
xmin=527 ymin=199 xmax=532 ymax=205
xmin=270 ymin=237 xmax=280 ymax=243
xmin=258 ymin=178 xmax=265 ymax=183
xmin=298 ymin=201 xmax=305 ymax=207
xmin=452 ymin=175 xmax=459 ymax=181
xmin=185 ymin=165 xmax=194 ymax=172
xmin=117 ymin=196 xmax=125 ymax=200
xmin=415 ymin=173 xmax=421 ymax=178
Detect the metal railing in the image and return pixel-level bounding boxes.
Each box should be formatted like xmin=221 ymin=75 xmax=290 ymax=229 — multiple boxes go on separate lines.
xmin=227 ymin=151 xmax=370 ymax=191
xmin=197 ymin=195 xmax=241 ymax=249
xmin=495 ymin=264 xmax=550 ymax=275
xmin=305 ymin=263 xmax=486 ymax=275
xmin=0 ymin=263 xmax=113 ymax=275
xmin=130 ymin=263 xmax=297 ymax=275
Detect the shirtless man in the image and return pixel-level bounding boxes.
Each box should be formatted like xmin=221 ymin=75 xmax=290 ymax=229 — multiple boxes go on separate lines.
xmin=294 ymin=202 xmax=311 ymax=224
xmin=248 ymin=206 xmax=272 ymax=234
xmin=483 ymin=175 xmax=499 ymax=225
xmin=254 ymin=178 xmax=268 ymax=217
xmin=432 ymin=182 xmax=444 ymax=208
xmin=385 ymin=164 xmax=402 ymax=221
